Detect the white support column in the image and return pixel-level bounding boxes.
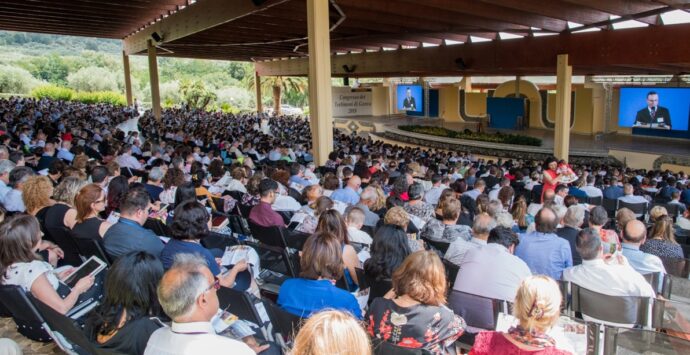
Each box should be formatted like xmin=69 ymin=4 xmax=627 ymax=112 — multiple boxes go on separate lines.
xmin=554 ymin=54 xmax=572 ymax=161
xmin=147 ymin=40 xmax=161 ymax=120
xmin=307 ymin=0 xmax=333 ymax=166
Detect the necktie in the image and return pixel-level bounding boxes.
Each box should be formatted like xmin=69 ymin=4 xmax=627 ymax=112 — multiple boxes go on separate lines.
xmin=651 ymin=107 xmax=656 ymax=119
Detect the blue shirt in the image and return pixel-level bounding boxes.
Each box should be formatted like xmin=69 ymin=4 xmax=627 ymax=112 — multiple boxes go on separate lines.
xmin=289 ymin=175 xmax=312 ymax=187
xmin=103 ymin=218 xmax=164 ymax=260
xmin=681 ymin=189 xmax=690 ymax=205
xmin=602 ymin=185 xmax=624 ymax=200
xmin=330 ymin=187 xmax=360 ymax=205
xmin=621 ymin=244 xmax=666 ymax=275
xmin=568 ymin=187 xmax=588 ymax=201
xmin=160 ymin=239 xmax=220 ymax=275
xmin=515 ymin=231 xmax=573 ymax=280
xmin=278 ymin=278 xmax=361 ymax=319
xmin=57 ymin=148 xmax=74 ymax=162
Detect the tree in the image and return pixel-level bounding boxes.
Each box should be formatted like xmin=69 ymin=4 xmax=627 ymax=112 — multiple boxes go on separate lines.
xmin=0 ymin=65 xmax=42 ymax=94
xmin=179 ymin=79 xmax=216 ymax=110
xmin=23 ymin=54 xmax=69 ymax=86
xmin=245 ymin=75 xmax=307 ymax=115
xmin=67 ymin=66 xmax=120 ymax=92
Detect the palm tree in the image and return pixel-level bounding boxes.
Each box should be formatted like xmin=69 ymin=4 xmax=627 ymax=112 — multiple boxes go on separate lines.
xmin=245 ymin=75 xmax=307 ymax=115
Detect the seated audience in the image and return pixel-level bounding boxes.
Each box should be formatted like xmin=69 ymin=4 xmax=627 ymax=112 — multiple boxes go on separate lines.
xmin=0 ymin=215 xmax=100 ymax=338
xmin=143 ymin=166 xmax=165 ymax=202
xmin=291 ymin=310 xmax=371 ymax=355
xmin=421 ymin=197 xmax=472 ymax=243
xmin=144 ymin=254 xmax=255 ymax=355
xmin=677 ymin=208 xmax=690 ymax=231
xmin=22 ymin=175 xmax=54 ymax=217
xmin=366 ymin=251 xmax=466 ymax=354
xmin=277 ymin=232 xmax=361 ymax=319
xmin=161 ymin=201 xmax=249 ymax=290
xmin=86 ymin=252 xmax=164 ymax=355
xmin=344 ymin=206 xmax=372 ymax=246
xmin=556 ymin=205 xmax=585 ymax=266
xmin=617 ymin=183 xmax=648 ymax=206
xmin=404 ymin=183 xmax=435 ymax=224
xmin=445 ymin=213 xmax=495 ymax=265
xmin=2 ymin=166 xmax=34 ymax=212
xmin=640 ymin=215 xmax=683 ymax=259
xmin=454 ymin=226 xmax=531 ymax=301
xmin=103 ymin=187 xmax=164 ymax=259
xmin=621 ymin=220 xmax=666 ymax=274
xmin=470 ymin=276 xmax=569 ymax=355
xmin=330 ymin=175 xmax=361 ymax=205
xmin=515 ymin=207 xmax=573 ymax=280
xmin=44 ymin=177 xmax=87 ymax=231
xmin=315 ymin=209 xmax=360 ymax=287
xmin=248 ymin=179 xmax=285 ymax=227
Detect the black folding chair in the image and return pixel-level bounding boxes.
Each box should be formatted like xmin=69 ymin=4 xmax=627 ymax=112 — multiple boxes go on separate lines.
xmin=248 ymin=222 xmax=300 ymax=283
xmin=603 ymin=326 xmax=690 ymax=355
xmin=72 ymin=236 xmax=113 ymax=266
xmin=372 ymin=338 xmax=431 ymax=355
xmin=587 ymin=196 xmax=603 ymax=206
xmin=45 ymin=226 xmax=83 ymax=267
xmin=217 ymin=287 xmax=273 ymax=341
xmin=422 ymin=237 xmax=450 ymax=255
xmin=618 ymin=201 xmax=648 ymax=221
xmin=0 ymin=285 xmax=52 ymax=342
xmin=447 ymin=290 xmax=511 ymax=349
xmin=32 ymin=298 xmax=116 ymax=355
xmin=568 ymin=282 xmax=652 ymax=328
xmin=602 ymin=198 xmax=618 ymax=218
xmin=441 ymin=258 xmax=459 ymax=290
xmin=264 ymin=300 xmax=304 ymax=350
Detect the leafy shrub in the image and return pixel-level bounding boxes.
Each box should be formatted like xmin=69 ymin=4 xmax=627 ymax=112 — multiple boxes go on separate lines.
xmin=398 ymin=125 xmax=542 ymax=146
xmin=31 ymin=85 xmax=74 ymax=101
xmin=72 ymin=91 xmax=126 ymax=106
xmin=67 ymin=66 xmax=119 ymax=92
xmin=0 ymin=65 xmax=42 ymax=94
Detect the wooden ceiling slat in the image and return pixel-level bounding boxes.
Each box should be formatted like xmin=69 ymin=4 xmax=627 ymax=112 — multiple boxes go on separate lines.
xmin=477 ymin=0 xmax=612 ymax=24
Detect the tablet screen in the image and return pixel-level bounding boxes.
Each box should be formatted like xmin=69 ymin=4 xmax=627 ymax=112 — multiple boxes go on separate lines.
xmin=63 ymin=257 xmax=105 ymax=289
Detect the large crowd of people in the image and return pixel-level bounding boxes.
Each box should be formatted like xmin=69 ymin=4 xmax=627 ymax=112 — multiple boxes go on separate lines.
xmin=0 ymin=96 xmax=689 ymax=354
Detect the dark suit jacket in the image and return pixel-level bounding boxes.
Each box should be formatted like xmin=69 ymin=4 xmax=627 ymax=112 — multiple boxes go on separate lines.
xmin=635 ymin=106 xmax=671 ymax=128
xmin=402 ymin=97 xmax=416 ymax=110
xmin=556 ymin=226 xmax=582 ymax=266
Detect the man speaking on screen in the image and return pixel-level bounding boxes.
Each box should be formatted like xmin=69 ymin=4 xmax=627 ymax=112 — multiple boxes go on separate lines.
xmin=402 ymin=87 xmax=416 ymax=111
xmin=634 ymin=91 xmax=671 ymax=129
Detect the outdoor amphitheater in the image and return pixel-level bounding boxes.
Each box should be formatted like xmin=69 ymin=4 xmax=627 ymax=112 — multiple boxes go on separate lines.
xmin=0 ymin=1 xmax=690 ymax=354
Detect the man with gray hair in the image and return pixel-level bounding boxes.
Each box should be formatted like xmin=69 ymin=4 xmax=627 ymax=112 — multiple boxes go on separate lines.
xmin=0 ymin=159 xmax=16 ymax=199
xmin=355 ymin=186 xmax=380 ymax=227
xmin=445 ymin=213 xmax=496 ymax=265
xmin=1 ymin=166 xmax=34 ymax=212
xmin=144 ymin=166 xmax=165 ymax=202
xmin=618 ymin=183 xmax=648 ymax=206
xmin=144 ymin=254 xmax=255 ymax=355
xmin=557 ymin=205 xmax=586 ymax=265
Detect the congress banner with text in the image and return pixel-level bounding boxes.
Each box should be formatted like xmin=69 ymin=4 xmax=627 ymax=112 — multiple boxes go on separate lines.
xmin=332 ymin=87 xmax=372 ymax=117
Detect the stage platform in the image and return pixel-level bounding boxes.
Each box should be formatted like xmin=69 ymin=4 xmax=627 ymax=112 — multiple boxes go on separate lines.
xmin=334 ymin=115 xmax=690 ymax=158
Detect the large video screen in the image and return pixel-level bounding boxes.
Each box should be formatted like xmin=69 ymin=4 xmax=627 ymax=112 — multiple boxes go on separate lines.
xmin=618 ymin=87 xmax=690 ymax=131
xmin=396 ymin=85 xmax=423 ymax=112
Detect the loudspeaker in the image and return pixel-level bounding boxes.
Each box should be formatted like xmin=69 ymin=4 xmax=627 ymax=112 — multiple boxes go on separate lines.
xmin=252 ymin=0 xmax=269 ymax=5
xmin=455 ymin=58 xmax=467 ymax=70
xmin=151 ymin=32 xmax=162 ymax=42
xmin=343 ymin=77 xmax=350 ymax=86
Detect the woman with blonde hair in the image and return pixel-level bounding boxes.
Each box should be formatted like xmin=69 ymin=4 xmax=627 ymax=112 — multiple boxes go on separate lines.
xmin=22 ymin=175 xmax=55 ymax=216
xmin=649 ymin=205 xmax=668 ymax=223
xmin=291 ymin=310 xmax=371 ymax=355
xmin=48 ymin=176 xmax=88 ymax=230
xmin=641 ymin=215 xmax=683 ymax=259
xmin=470 ymin=275 xmax=569 ymax=355
xmin=511 ymin=196 xmax=532 ymax=233
xmin=366 ymin=251 xmax=465 ymax=354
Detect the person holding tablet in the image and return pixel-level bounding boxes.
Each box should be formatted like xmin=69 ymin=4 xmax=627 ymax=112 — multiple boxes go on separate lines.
xmin=0 ymin=215 xmax=102 ymax=340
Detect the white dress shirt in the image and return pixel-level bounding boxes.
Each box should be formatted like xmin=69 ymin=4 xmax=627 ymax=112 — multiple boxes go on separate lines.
xmin=144 ymin=321 xmax=254 ymax=355
xmin=347 ymin=226 xmax=373 ymax=245
xmin=444 ymin=237 xmax=487 ymax=266
xmin=117 ymin=153 xmax=143 ymax=170
xmin=617 ymin=194 xmax=648 ymax=205
xmin=424 ymin=186 xmax=444 ymax=206
xmin=453 ymin=243 xmax=531 ymax=301
xmin=581 ymin=185 xmax=603 ymax=198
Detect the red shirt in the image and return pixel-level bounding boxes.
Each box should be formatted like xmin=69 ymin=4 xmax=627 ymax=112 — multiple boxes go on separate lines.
xmin=248 ymin=201 xmax=284 ymax=227
xmin=470 ymin=331 xmax=571 ymax=355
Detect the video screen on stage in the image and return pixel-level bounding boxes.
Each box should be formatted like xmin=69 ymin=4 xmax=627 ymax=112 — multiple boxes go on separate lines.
xmin=396 ymin=85 xmax=423 ymax=112
xmin=618 ymin=87 xmax=690 ymax=131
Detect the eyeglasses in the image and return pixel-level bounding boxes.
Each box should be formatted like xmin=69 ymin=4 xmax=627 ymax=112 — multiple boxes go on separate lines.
xmin=204 ymin=277 xmax=221 ymax=293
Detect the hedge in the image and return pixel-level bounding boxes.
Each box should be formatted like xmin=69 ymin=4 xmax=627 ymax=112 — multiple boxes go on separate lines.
xmin=31 ymin=85 xmax=126 ymax=106
xmin=398 ymin=125 xmax=542 ymax=146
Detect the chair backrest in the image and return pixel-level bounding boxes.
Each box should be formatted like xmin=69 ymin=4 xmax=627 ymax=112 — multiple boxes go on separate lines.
xmin=441 ymin=258 xmax=459 ymax=290
xmin=228 ymin=214 xmax=252 ymax=236
xmin=664 ymin=203 xmax=681 ymax=221
xmin=603 ymin=325 xmax=690 ymax=355
xmin=72 ymin=236 xmax=112 ymax=266
xmin=32 ymin=297 xmax=109 ymax=355
xmin=662 ymin=272 xmax=690 ymax=301
xmin=365 ymin=273 xmax=392 ymax=306
xmin=570 ymin=283 xmax=651 ymax=327
xmin=372 ymin=338 xmax=429 ymax=355
xmin=0 ymin=284 xmax=52 ymax=342
xmin=45 ymin=226 xmax=83 ymax=266
xmin=602 ymin=198 xmax=618 ymax=217
xmin=264 ymin=300 xmax=304 ymax=343
xmin=217 ymin=287 xmax=268 ymax=327
xmin=530 ymin=185 xmax=543 ymax=204
xmin=422 ymin=237 xmax=450 ymax=255
xmin=447 ymin=290 xmax=509 ymax=332
xmin=249 ymin=222 xmax=289 ymax=249
xmin=587 ymin=196 xmax=603 ymax=206
xmin=651 ymin=297 xmax=690 ymax=335
xmin=659 ymin=256 xmax=690 ymax=279
xmin=618 ymin=201 xmax=648 ymax=218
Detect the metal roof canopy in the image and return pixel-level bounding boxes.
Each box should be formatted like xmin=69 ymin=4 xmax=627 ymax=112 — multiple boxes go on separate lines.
xmin=1 ymin=0 xmax=690 ymax=76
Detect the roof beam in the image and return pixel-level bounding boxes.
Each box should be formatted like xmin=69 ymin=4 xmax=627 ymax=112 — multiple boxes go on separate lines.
xmin=477 ymin=0 xmax=612 ymax=24
xmin=123 ymin=0 xmax=290 ymax=54
xmin=255 ymin=23 xmax=690 ymax=77
xmin=560 ymin=0 xmax=667 ymax=25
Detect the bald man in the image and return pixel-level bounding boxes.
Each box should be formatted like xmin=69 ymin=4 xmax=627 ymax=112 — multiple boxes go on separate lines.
xmin=330 ymin=175 xmax=361 ymax=205
xmin=620 ymin=220 xmax=666 ymax=275
xmin=515 ymin=207 xmax=573 ymax=280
